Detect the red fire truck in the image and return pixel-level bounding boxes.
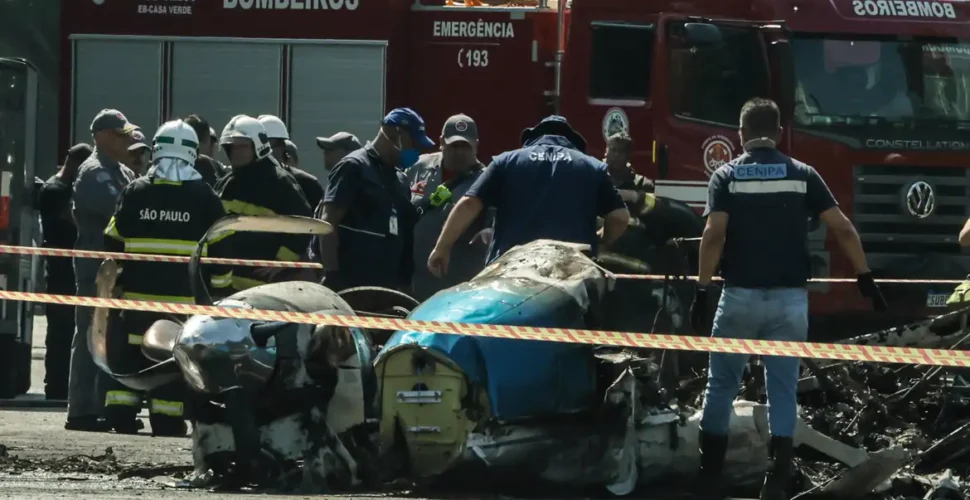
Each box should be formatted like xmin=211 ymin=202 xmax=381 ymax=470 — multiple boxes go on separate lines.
xmin=60 ymin=0 xmax=970 ymax=336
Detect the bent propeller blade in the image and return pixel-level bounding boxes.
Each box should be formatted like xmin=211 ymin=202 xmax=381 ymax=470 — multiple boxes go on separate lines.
xmin=207 ymin=215 xmax=334 ymax=238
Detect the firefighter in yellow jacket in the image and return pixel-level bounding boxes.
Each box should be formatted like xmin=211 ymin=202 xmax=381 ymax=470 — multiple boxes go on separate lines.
xmin=102 ymin=119 xmax=233 ymax=435
xmin=215 ymin=115 xmax=312 ymax=291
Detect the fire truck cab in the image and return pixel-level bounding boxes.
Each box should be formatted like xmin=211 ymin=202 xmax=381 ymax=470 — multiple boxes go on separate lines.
xmin=559 ymin=0 xmax=970 ymax=335
xmin=0 ymin=57 xmax=40 ymax=398
xmin=61 ymin=0 xmax=970 ymax=336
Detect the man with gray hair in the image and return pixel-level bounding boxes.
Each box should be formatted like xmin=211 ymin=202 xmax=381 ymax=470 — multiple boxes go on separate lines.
xmin=67 ymin=109 xmax=137 ymax=432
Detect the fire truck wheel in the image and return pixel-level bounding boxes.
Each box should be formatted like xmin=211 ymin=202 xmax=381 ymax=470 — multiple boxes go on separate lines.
xmin=0 ymin=336 xmax=30 ymax=398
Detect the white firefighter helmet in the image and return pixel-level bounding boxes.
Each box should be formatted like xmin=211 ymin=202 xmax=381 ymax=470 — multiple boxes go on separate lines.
xmin=257 ymin=115 xmax=289 ymax=141
xmin=152 ymin=119 xmax=199 ymax=164
xmin=221 ymin=114 xmax=271 ymax=160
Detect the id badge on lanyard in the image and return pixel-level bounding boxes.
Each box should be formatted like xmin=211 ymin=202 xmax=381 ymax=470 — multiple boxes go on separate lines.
xmin=389 ymin=206 xmax=399 ymax=236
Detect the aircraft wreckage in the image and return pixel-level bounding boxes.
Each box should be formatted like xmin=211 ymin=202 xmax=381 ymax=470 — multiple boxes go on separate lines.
xmin=85 ymin=215 xmax=970 ymax=498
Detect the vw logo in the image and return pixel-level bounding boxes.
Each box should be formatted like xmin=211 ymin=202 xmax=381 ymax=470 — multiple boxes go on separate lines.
xmin=905 ymin=181 xmax=935 ymax=219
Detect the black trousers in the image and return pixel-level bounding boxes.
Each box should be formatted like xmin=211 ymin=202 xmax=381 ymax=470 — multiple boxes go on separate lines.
xmin=104 ymin=309 xmax=186 ymax=427
xmin=44 ymin=280 xmax=76 ymax=400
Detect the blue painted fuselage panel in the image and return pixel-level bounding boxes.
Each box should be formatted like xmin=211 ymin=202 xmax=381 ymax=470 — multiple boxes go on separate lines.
xmin=382 ymin=278 xmax=595 ymax=421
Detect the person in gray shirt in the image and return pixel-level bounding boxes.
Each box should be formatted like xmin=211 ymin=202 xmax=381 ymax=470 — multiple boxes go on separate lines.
xmin=408 ymin=114 xmax=492 ymax=301
xmin=66 ymin=109 xmax=138 ymax=432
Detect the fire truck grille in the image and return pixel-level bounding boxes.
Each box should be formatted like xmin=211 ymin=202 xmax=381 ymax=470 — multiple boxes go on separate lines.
xmin=852 ymin=165 xmax=968 ymax=255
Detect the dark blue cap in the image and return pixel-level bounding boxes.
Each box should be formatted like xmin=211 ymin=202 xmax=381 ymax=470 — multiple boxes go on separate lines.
xmin=382 ymin=108 xmax=435 ymax=149
xmin=538 ymin=115 xmax=569 ymax=126
xmin=521 ymin=115 xmax=587 ymax=153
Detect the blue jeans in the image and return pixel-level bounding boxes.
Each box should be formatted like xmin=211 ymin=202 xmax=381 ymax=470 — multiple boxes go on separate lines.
xmin=700 ymin=286 xmax=808 ymax=438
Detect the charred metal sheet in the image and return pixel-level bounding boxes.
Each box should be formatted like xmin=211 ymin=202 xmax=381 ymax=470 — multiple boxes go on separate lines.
xmin=472 ymin=239 xmax=614 ymax=310
xmin=837 ymin=306 xmax=970 ymax=349
xmin=229 ymin=281 xmax=352 ymax=315
xmin=820 ymin=447 xmax=911 ymax=497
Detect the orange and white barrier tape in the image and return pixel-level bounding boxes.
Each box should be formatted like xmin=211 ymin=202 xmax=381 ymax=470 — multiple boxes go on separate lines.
xmin=5 ymin=290 xmax=969 ymax=368
xmin=0 ymin=245 xmax=322 ymax=269
xmin=610 ymin=274 xmax=966 ymax=284
xmin=2 ymin=245 xmax=965 ymax=284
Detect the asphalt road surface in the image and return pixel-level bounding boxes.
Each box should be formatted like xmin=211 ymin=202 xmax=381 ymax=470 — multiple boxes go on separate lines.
xmin=0 ymin=313 xmax=434 ymax=499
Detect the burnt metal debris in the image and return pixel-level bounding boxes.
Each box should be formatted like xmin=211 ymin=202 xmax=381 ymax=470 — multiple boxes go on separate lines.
xmin=781 ymin=306 xmax=970 ymax=499
xmin=395 ymin=303 xmax=970 ymax=498
xmin=4 ymin=239 xmax=970 ymax=499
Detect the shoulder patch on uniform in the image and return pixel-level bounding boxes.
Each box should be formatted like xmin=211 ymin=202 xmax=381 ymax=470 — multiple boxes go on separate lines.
xmin=95 ymin=171 xmax=112 ymax=184
xmin=734 ymin=163 xmax=788 ymax=180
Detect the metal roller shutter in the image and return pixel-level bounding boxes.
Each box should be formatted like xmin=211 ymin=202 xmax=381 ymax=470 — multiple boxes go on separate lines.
xmin=72 ymin=39 xmax=161 ymax=145
xmin=169 ymin=41 xmax=281 ymax=161
xmin=289 ymin=43 xmax=386 ymax=181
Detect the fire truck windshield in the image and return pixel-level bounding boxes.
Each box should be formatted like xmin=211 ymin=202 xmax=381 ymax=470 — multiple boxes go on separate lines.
xmin=792 ymin=35 xmax=970 ymax=132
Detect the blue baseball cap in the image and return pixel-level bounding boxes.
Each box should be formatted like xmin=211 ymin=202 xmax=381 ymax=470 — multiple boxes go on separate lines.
xmin=382 ymin=108 xmax=435 ymax=149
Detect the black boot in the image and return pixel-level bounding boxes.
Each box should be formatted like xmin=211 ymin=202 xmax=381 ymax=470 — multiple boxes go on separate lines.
xmin=698 ymin=430 xmax=729 ymax=499
xmin=760 ymin=436 xmax=794 ymax=500
xmin=105 ymin=406 xmax=144 ymax=435
xmin=150 ymin=417 xmax=188 ymax=437
xmin=64 ymin=416 xmax=112 ymax=432
xmin=109 ymin=418 xmax=144 ymax=435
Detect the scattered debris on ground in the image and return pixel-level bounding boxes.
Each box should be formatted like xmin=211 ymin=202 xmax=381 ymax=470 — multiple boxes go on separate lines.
xmin=0 ymin=446 xmax=125 ymax=475
xmin=0 ymin=444 xmax=193 ymax=481
xmin=739 ymin=307 xmax=970 ymax=499
xmin=5 ymin=309 xmax=970 ymax=499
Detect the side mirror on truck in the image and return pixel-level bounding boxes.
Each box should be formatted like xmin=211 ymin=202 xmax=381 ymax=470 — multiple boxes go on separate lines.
xmin=684 ymin=23 xmax=722 ymax=47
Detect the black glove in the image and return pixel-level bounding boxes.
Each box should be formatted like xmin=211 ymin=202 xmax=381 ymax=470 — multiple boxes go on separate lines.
xmin=690 ymin=286 xmax=711 ymax=334
xmin=857 ymin=272 xmax=887 ymax=312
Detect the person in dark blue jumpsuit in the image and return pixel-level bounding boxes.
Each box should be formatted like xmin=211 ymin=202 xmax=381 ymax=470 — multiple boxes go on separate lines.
xmin=426 ymin=115 xmax=630 ymax=276
xmin=39 ymin=144 xmax=92 ymax=400
xmin=689 ymin=98 xmax=887 ymax=500
xmin=314 ymin=108 xmax=430 ymax=292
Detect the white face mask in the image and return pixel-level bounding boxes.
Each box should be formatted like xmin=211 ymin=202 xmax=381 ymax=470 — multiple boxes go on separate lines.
xmin=742 ymin=137 xmax=777 ymax=151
